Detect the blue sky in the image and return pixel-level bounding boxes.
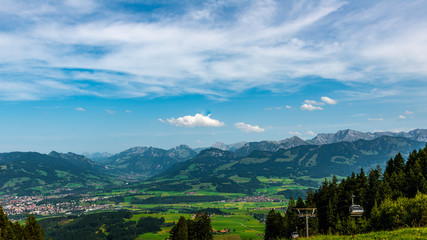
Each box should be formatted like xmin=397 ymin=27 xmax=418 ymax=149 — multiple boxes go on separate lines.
xmin=0 ymin=0 xmax=426 ymax=154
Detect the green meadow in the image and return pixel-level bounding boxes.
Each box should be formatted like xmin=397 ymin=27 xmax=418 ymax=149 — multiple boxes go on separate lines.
xmin=310 ymin=227 xmax=427 ymax=240
xmin=96 ymin=175 xmax=337 ymax=239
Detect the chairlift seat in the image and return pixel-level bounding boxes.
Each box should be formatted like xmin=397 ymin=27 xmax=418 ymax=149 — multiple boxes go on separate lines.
xmin=292 ymin=231 xmax=299 ymax=238
xmin=349 ymin=205 xmax=364 ymax=216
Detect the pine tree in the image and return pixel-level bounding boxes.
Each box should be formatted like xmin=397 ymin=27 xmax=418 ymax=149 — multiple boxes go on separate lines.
xmin=306 ymin=189 xmax=319 ymax=235
xmin=264 ymin=210 xmax=283 ymax=240
xmin=170 ymin=216 xmax=188 ymax=240
xmin=193 ymin=212 xmax=212 ymax=240
xmin=0 ymin=205 xmax=13 ymax=239
xmin=24 ymin=214 xmax=44 ymax=240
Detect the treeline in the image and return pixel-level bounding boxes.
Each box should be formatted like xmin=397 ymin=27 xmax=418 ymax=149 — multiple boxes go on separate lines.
xmin=40 ymin=210 xmax=168 ymax=240
xmin=169 ymin=212 xmax=213 ymax=240
xmin=265 ymin=145 xmax=427 ymax=239
xmin=0 ymin=206 xmax=44 ymax=240
xmin=131 ymin=195 xmax=227 ymax=204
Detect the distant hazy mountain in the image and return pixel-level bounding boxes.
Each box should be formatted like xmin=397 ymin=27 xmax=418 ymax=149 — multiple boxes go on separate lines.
xmin=234 ymin=136 xmax=309 ymax=157
xmin=308 ymin=129 xmax=427 ymax=145
xmin=102 ymin=145 xmax=197 ymax=178
xmin=211 ymin=141 xmax=247 ymax=151
xmin=167 ymin=145 xmax=198 ymax=161
xmin=157 ymin=136 xmax=425 ymax=193
xmin=373 ymin=129 xmax=427 ymax=142
xmin=82 ymin=152 xmax=112 ymax=162
xmin=0 ymin=152 xmax=112 ymax=195
xmin=230 ymin=129 xmax=427 ymax=156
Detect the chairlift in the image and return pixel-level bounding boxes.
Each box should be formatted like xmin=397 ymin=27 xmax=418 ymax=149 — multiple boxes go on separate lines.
xmin=349 ymin=195 xmax=364 ymax=216
xmin=292 ymin=231 xmax=299 ymax=239
xmin=292 ymin=227 xmax=299 ymax=239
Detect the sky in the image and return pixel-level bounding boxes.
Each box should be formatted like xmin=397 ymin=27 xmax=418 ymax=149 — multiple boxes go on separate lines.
xmin=0 ymin=0 xmax=426 ymax=154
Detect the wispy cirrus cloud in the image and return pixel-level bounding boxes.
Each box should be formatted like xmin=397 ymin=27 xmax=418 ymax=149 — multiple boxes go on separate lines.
xmin=234 ymin=122 xmax=264 ymax=133
xmin=0 ymin=0 xmax=427 ymax=101
xmin=368 ymin=118 xmax=384 ymax=121
xmin=166 ymin=113 xmax=224 ymax=127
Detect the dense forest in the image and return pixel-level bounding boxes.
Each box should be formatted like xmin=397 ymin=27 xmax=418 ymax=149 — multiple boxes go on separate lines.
xmin=40 ymin=210 xmax=169 ymax=240
xmin=265 ymin=145 xmax=427 ymax=239
xmin=0 ymin=206 xmax=44 ymax=240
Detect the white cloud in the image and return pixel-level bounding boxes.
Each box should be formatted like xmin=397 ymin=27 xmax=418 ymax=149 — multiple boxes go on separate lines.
xmin=285 ymin=105 xmax=292 ymax=109
xmin=404 ymin=110 xmax=413 ymax=115
xmin=300 ymin=104 xmax=323 ymax=111
xmin=304 ymin=100 xmax=325 ymax=106
xmin=368 ymin=118 xmax=383 ymax=121
xmin=307 ymin=130 xmax=316 ymax=136
xmin=398 ymin=115 xmax=406 ymax=119
xmin=106 ymin=109 xmax=115 ymax=114
xmin=167 ymin=113 xmax=224 ymax=127
xmin=158 ymin=118 xmax=165 ymax=123
xmin=321 ymin=96 xmax=338 ymax=104
xmin=76 ymin=107 xmax=85 ymax=112
xmin=125 ymin=110 xmax=131 ymax=113
xmin=234 ymin=122 xmax=264 ymax=133
xmin=288 ymin=131 xmax=301 ymax=136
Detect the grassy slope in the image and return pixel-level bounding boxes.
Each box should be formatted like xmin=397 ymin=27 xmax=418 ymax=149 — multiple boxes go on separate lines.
xmin=310 ymin=227 xmax=427 ymax=240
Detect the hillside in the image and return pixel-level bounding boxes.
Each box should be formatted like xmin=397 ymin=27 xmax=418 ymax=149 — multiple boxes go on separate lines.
xmin=0 ymin=152 xmax=113 ymax=195
xmin=102 ymin=145 xmax=197 ymax=178
xmin=155 ymin=136 xmax=425 ymax=193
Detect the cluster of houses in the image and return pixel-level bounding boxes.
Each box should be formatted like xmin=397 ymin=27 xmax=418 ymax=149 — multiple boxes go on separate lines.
xmin=223 ymin=195 xmax=281 ymax=203
xmin=0 ymin=194 xmax=121 ymax=221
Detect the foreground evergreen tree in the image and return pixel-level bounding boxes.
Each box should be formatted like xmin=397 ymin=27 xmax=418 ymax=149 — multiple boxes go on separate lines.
xmin=265 ymin=145 xmax=427 ymax=237
xmin=170 ymin=216 xmax=188 ymax=240
xmin=170 ymin=212 xmax=212 ymax=240
xmin=0 ymin=206 xmax=44 ymax=240
xmin=264 ymin=210 xmax=284 ymax=240
xmin=24 ymin=214 xmax=45 ymax=240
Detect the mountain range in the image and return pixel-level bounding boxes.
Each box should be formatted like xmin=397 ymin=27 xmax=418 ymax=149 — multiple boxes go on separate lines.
xmin=100 ymin=145 xmax=197 ymax=178
xmin=156 ymin=136 xmax=425 ymax=194
xmin=0 ymin=129 xmax=426 ymax=195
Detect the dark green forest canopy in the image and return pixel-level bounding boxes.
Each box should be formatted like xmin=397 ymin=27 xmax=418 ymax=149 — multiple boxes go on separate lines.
xmin=0 ymin=206 xmax=44 ymax=240
xmin=39 ymin=210 xmax=168 ymax=240
xmin=265 ymin=145 xmax=427 ymax=239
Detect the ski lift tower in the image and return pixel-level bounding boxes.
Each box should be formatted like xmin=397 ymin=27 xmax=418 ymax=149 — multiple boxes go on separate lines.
xmin=295 ymin=208 xmax=317 ymax=238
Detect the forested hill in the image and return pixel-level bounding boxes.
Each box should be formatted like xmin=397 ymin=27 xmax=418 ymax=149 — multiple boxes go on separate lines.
xmin=264 ymin=144 xmax=427 ymax=239
xmin=101 ymin=145 xmax=197 ymax=178
xmin=157 ymin=136 xmax=425 ymax=182
xmin=0 ymin=152 xmax=113 ymax=195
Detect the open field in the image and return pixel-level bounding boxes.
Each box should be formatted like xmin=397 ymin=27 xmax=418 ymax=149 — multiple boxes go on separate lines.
xmin=125 ymin=200 xmax=283 ymax=240
xmin=95 ymin=175 xmax=319 ymax=239
xmin=132 ymin=209 xmax=268 ymax=240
